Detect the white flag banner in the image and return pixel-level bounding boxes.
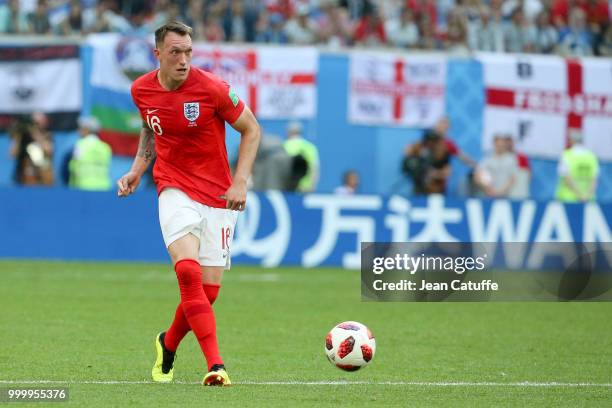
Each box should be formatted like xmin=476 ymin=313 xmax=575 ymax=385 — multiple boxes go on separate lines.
xmin=192 ymin=45 xmax=318 ymax=119
xmin=348 ymin=53 xmax=447 ymax=127
xmin=0 ymin=44 xmax=82 ymax=130
xmin=478 ymin=53 xmax=612 ymax=161
xmin=0 ymin=59 xmax=81 ymax=113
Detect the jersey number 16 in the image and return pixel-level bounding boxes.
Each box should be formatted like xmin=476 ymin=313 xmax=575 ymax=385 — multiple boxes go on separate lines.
xmin=146 ymin=114 xmax=163 ymax=135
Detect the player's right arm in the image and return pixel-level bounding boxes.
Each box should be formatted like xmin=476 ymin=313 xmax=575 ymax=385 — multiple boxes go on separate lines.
xmin=117 ymin=125 xmax=156 ymax=197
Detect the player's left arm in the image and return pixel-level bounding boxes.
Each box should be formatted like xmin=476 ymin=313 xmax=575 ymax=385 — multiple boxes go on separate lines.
xmin=225 ymin=106 xmax=261 ymax=211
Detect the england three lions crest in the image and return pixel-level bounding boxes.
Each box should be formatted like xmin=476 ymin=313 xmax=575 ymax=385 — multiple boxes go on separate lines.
xmin=184 ymin=102 xmax=200 ymax=122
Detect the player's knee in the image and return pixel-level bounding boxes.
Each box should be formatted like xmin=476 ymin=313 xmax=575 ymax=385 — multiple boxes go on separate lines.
xmin=175 ymin=258 xmax=201 ymax=287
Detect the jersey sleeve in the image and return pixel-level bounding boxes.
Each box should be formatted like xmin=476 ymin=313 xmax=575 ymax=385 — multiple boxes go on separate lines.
xmin=130 ymin=83 xmax=145 ymax=121
xmin=215 ymin=79 xmax=245 ymax=124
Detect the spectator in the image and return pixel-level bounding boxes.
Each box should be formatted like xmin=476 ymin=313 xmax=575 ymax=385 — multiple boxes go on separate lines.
xmin=462 ymin=0 xmax=485 ymax=22
xmin=550 ymin=0 xmax=577 ymax=28
xmin=222 ymin=0 xmax=257 ymax=43
xmin=202 ymin=10 xmax=226 ymax=42
xmin=596 ymin=24 xmax=612 ymax=56
xmin=315 ymin=0 xmax=354 ymax=47
xmin=354 ymin=5 xmax=387 ymax=46
xmin=58 ymin=0 xmax=84 ymax=36
xmin=284 ymin=4 xmax=316 ymax=45
xmin=0 ymin=0 xmax=609 ymax=59
xmin=0 ymin=0 xmax=29 ymax=34
xmin=407 ymin=0 xmax=438 ymax=28
xmin=501 ymin=0 xmax=544 ymax=23
xmin=68 ymin=117 xmax=113 ymax=191
xmin=386 ymin=7 xmax=420 ymax=48
xmin=83 ymin=0 xmax=111 ymax=34
xmin=474 ymin=133 xmax=525 ymax=199
xmin=417 ymin=12 xmax=441 ymax=50
xmin=445 ymin=9 xmax=470 ymax=55
xmin=146 ymin=0 xmax=181 ymax=33
xmin=585 ymin=0 xmax=609 ymax=32
xmin=183 ymin=0 xmax=205 ymax=40
xmin=378 ymin=0 xmax=403 ymax=23
xmin=100 ymin=0 xmax=132 ymax=33
xmin=436 ymin=0 xmax=457 ymax=33
xmin=534 ymin=10 xmax=559 ymax=53
xmin=266 ymin=0 xmax=295 ymax=20
xmin=555 ymin=130 xmax=599 ymax=202
xmin=9 ymin=112 xmax=54 ymax=186
xmin=28 ymin=0 xmax=51 ymax=35
xmin=334 ymin=170 xmax=360 ymax=195
xmin=339 ymin=0 xmax=368 ymax=21
xmin=558 ymin=6 xmax=593 ymax=56
xmin=469 ymin=6 xmax=505 ymax=52
xmin=504 ymin=7 xmax=537 ymax=53
xmin=283 ymin=121 xmax=320 ymax=193
xmin=256 ymin=12 xmax=289 ymax=43
xmin=551 ymin=0 xmax=608 ymax=29
xmin=402 ymin=129 xmax=453 ymax=195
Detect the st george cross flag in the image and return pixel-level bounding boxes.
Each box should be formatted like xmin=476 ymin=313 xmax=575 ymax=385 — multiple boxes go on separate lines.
xmin=348 ymin=53 xmax=447 ymax=127
xmin=479 ymin=53 xmax=612 ymax=161
xmin=191 ymin=45 xmax=318 ymax=119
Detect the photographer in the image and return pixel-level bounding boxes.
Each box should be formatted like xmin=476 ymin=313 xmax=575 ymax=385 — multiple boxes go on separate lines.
xmin=401 ymin=129 xmax=452 ymax=195
xmin=9 ymin=112 xmax=54 ymax=186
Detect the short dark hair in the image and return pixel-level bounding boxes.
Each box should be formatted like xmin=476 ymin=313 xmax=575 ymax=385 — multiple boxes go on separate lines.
xmin=154 ymin=21 xmax=192 ymax=47
xmin=423 ymin=129 xmax=442 ymax=143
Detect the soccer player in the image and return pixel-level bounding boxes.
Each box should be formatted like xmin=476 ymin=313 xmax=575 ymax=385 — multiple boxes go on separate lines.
xmin=117 ymin=21 xmax=261 ymax=386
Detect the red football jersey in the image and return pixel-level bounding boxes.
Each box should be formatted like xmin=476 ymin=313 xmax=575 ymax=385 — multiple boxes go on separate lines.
xmin=131 ymin=66 xmax=245 ymax=208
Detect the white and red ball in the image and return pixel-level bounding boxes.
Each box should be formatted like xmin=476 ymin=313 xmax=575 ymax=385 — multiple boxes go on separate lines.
xmin=325 ymin=321 xmax=376 ymax=371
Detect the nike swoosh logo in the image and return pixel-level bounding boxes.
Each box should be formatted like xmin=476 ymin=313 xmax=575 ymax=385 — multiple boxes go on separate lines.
xmin=147 ymin=109 xmax=158 ymax=114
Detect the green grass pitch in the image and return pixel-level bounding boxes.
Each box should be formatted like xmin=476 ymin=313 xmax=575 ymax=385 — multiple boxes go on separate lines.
xmin=1 ymin=260 xmax=611 ymax=407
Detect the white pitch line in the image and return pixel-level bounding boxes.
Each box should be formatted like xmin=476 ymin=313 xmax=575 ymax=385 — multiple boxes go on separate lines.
xmin=0 ymin=380 xmax=611 ymax=387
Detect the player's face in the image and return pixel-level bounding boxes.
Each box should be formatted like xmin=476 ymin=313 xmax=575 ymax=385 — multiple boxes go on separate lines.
xmin=156 ymin=32 xmax=192 ymax=83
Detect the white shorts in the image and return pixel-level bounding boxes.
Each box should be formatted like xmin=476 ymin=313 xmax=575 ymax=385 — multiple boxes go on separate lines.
xmin=158 ymin=188 xmax=238 ymax=269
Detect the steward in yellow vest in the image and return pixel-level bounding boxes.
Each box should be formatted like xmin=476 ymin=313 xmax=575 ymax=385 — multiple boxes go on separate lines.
xmin=283 ymin=121 xmax=319 ymax=192
xmin=69 ymin=117 xmax=112 ymax=191
xmin=555 ymin=131 xmax=599 ymax=203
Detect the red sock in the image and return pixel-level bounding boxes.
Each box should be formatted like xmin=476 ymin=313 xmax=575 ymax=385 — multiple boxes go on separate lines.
xmin=174 ymin=259 xmax=223 ymax=370
xmin=203 ymin=283 xmax=221 ymax=305
xmin=164 ymin=283 xmax=222 ymax=351
xmin=164 ymin=304 xmax=190 ymax=352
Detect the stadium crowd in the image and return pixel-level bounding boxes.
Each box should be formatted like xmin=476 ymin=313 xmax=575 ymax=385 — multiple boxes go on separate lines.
xmin=0 ymin=0 xmax=611 ymax=56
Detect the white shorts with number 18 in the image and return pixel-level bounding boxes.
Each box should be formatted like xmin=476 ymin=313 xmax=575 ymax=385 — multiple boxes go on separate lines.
xmin=158 ymin=188 xmax=238 ymax=269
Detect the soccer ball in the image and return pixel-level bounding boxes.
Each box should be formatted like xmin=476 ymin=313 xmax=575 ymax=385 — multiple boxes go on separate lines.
xmin=325 ymin=321 xmax=376 ymax=371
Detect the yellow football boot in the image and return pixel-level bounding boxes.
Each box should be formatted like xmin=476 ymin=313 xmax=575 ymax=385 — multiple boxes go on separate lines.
xmin=151 ymin=332 xmax=175 ymax=383
xmin=202 ymin=364 xmax=231 ymax=386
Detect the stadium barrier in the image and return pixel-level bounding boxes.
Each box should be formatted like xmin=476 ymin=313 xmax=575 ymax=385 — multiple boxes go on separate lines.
xmin=1 ymin=187 xmax=609 ymax=269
